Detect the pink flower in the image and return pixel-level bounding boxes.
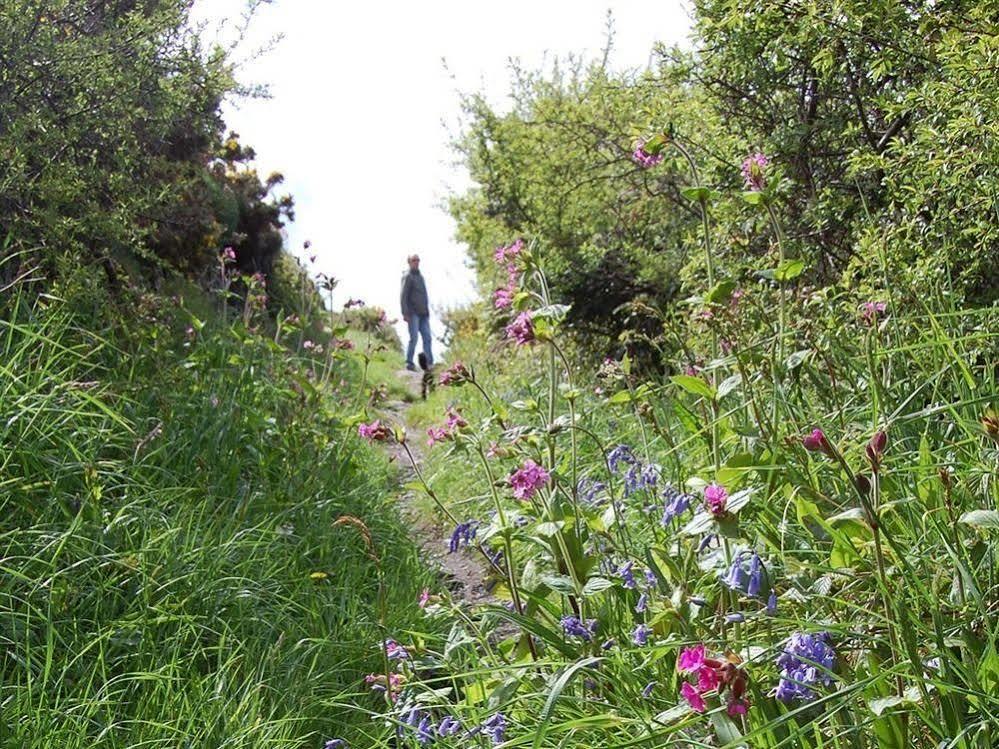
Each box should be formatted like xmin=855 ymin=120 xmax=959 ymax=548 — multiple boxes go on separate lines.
xmin=418 ymin=588 xmax=430 ymax=608
xmin=426 ymin=426 xmax=449 ymax=447
xmin=510 ymin=459 xmax=550 ymax=500
xmin=697 ymin=666 xmax=721 ymax=693
xmin=681 ymin=681 xmax=706 ymax=713
xmin=802 ymin=428 xmax=831 ymax=455
xmin=439 ymin=361 xmax=471 ymax=386
xmin=444 ymin=407 xmax=466 ymax=431
xmin=866 ymin=429 xmax=888 ymax=469
xmin=677 ymin=645 xmax=706 ymax=674
xmin=303 ymin=339 xmax=316 ymax=350
xmin=493 ymin=284 xmax=515 ymax=310
xmin=741 ymin=152 xmax=769 ymax=191
xmin=633 ymin=139 xmax=665 ymax=169
xmin=358 ymin=420 xmax=392 ymax=442
xmin=494 ymin=239 xmax=524 ymax=265
xmin=861 ymin=301 xmax=887 ymax=325
xmin=222 ymin=246 xmax=237 ymax=262
xmin=727 ymin=699 xmax=749 ymax=716
xmin=505 ymin=312 xmax=535 ymax=345
xmin=704 ymin=483 xmax=729 ymax=516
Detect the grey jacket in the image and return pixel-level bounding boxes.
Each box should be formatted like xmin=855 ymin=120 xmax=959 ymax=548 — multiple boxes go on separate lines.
xmin=400 ymin=269 xmax=429 ymax=318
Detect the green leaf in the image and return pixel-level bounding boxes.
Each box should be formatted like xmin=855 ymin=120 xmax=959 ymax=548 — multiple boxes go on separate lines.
xmin=774 ymin=258 xmax=806 ymax=281
xmin=681 ymin=186 xmax=715 ymax=203
xmin=607 ymin=389 xmax=633 ymax=405
xmin=741 ymin=190 xmax=764 ymax=205
xmin=541 ymin=574 xmax=577 ymax=595
xmin=784 ymin=349 xmax=811 ymax=370
xmin=705 ymin=280 xmax=737 ymax=304
xmin=670 ymin=374 xmax=716 ymax=400
xmin=959 ymin=510 xmax=999 ymax=529
xmin=581 ymin=576 xmax=613 ymax=596
xmin=716 ymin=373 xmax=742 ymax=399
xmin=532 ymin=658 xmax=602 ymax=749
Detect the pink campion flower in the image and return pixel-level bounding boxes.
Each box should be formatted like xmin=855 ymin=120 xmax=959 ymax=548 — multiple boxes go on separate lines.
xmin=358 ymin=420 xmax=392 ymax=442
xmin=494 ymin=239 xmax=524 ymax=265
xmin=802 ymin=428 xmax=832 ymax=455
xmin=860 ymin=301 xmax=887 ymax=325
xmin=505 ymin=312 xmax=535 ymax=345
xmin=678 ymin=645 xmax=706 ymax=673
xmin=303 ymin=339 xmax=316 ymax=350
xmin=698 ymin=665 xmax=721 ymax=693
xmin=486 ymin=441 xmax=504 ymax=459
xmin=444 ymin=407 xmax=467 ymax=431
xmin=728 ymin=700 xmax=749 ymax=716
xmin=633 ymin=138 xmax=665 ymax=169
xmin=426 ymin=426 xmax=449 ymax=447
xmin=704 ymin=483 xmax=729 ymax=516
xmin=493 ymin=285 xmax=514 ymax=310
xmin=418 ymin=588 xmax=431 ymax=608
xmin=439 ymin=361 xmax=471 ymax=386
xmin=222 ymin=246 xmax=237 ymax=262
xmin=510 ymin=459 xmax=550 ymax=500
xmin=681 ymin=681 xmax=707 ymax=713
xmin=741 ymin=152 xmax=769 ymax=191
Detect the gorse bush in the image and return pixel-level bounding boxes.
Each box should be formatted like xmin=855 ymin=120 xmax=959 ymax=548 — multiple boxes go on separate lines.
xmin=356 ymin=143 xmax=999 ymax=748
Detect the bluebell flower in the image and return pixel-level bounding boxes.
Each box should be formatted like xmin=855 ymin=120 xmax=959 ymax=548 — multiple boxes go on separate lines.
xmin=324 ymin=740 xmax=346 ymax=749
xmin=632 ymin=623 xmax=651 ymax=646
xmin=644 ymin=569 xmax=658 ymax=588
xmin=661 ymin=485 xmax=693 ymax=525
xmin=618 ymin=561 xmax=637 ymax=589
xmin=561 ymin=615 xmax=598 ymax=641
xmin=774 ymin=632 xmax=836 ymax=702
xmin=607 ymin=444 xmax=636 ymax=472
xmin=689 ymin=595 xmax=707 ymax=606
xmin=725 ymin=612 xmax=745 ymax=623
xmin=747 ymin=553 xmax=763 ymax=597
xmin=723 ymin=553 xmax=749 ymax=592
xmin=601 ymin=638 xmax=616 ymax=650
xmin=437 ymin=716 xmax=461 ymax=736
xmin=635 ymin=593 xmax=648 ymax=613
xmin=641 ymin=463 xmax=661 ymax=490
xmin=641 ymin=681 xmax=657 ymax=698
xmin=766 ymin=591 xmax=778 ymax=616
xmin=448 ymin=520 xmax=477 ymax=553
xmin=416 ymin=715 xmax=434 ymax=745
xmin=723 ymin=551 xmax=766 ymax=598
xmin=623 ymin=464 xmax=644 ymax=496
xmin=404 ymin=708 xmax=422 ymax=728
xmin=482 ymin=712 xmax=507 ymax=745
xmin=577 ymin=477 xmax=607 ymax=505
xmin=697 ymin=533 xmax=716 ymax=554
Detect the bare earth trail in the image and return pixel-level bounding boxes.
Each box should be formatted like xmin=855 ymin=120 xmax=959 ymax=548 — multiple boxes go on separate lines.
xmin=380 ymin=369 xmax=495 ymax=608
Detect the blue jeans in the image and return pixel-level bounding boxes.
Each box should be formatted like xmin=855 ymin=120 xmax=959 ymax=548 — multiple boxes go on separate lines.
xmin=406 ymin=315 xmax=433 ymax=367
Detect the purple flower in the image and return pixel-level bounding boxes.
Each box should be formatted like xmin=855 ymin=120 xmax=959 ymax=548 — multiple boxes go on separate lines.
xmin=766 ymin=591 xmax=779 ymax=616
xmin=725 ymin=612 xmax=745 ymax=623
xmin=644 ymin=569 xmax=658 ymax=588
xmin=741 ymin=152 xmax=769 ymax=191
xmin=504 ymin=311 xmax=535 ymax=345
xmin=324 ymin=741 xmax=346 ymax=749
xmin=437 ymin=716 xmax=461 ymax=736
xmin=774 ymin=632 xmax=836 ymax=703
xmin=510 ymin=460 xmax=550 ymax=500
xmin=577 ymin=477 xmax=607 ymax=506
xmin=861 ymin=301 xmax=887 ymax=325
xmin=561 ymin=615 xmax=598 ymax=641
xmin=747 ymin=553 xmax=763 ymax=597
xmin=802 ymin=428 xmax=832 ymax=455
xmin=661 ymin=485 xmax=693 ymax=525
xmin=618 ymin=561 xmax=637 ymax=589
xmin=494 ymin=239 xmax=524 ymax=265
xmin=635 ymin=593 xmax=648 ymax=613
xmin=607 ymin=444 xmax=637 ymax=472
xmin=482 ymin=712 xmax=506 ymax=745
xmin=383 ymin=639 xmax=409 ymax=661
xmin=632 ymin=623 xmax=651 ymax=646
xmin=448 ymin=520 xmax=477 ymax=553
xmin=633 ymin=138 xmax=665 ymax=169
xmin=601 ymin=638 xmax=616 ymax=650
xmin=641 ymin=680 xmax=657 ymax=698
xmin=723 ymin=551 xmax=765 ymax=598
xmin=417 ymin=715 xmax=434 ymax=745
xmin=704 ymin=483 xmax=729 ymax=516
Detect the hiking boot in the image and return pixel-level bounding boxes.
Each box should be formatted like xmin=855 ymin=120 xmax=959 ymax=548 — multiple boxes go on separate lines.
xmin=406 ymin=362 xmax=417 ymax=372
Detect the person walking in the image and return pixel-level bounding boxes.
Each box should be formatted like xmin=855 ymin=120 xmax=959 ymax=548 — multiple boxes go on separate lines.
xmin=400 ymin=253 xmax=433 ymax=372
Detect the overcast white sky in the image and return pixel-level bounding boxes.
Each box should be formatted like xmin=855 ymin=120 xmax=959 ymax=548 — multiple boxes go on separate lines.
xmin=191 ymin=1 xmax=692 ymax=351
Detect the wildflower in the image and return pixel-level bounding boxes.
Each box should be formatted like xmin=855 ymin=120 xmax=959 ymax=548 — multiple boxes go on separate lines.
xmin=766 ymin=591 xmax=778 ymax=616
xmin=635 ymin=593 xmax=648 ymax=613
xmin=324 ymin=740 xmax=346 ymax=749
xmin=860 ymin=301 xmax=887 ymax=325
xmin=661 ymin=486 xmax=693 ymax=526
xmin=644 ymin=569 xmax=658 ymax=588
xmin=418 ymin=588 xmax=430 ymax=608
xmin=632 ymin=623 xmax=651 ymax=646
xmin=222 ymin=246 xmax=237 ymax=262
xmin=726 ymin=612 xmax=745 ymax=623
xmin=445 ymin=407 xmax=466 ymax=431
xmin=723 ymin=551 xmax=765 ymax=598
xmin=681 ymin=681 xmax=706 ymax=712
xmin=303 ymin=339 xmax=316 ymax=350
xmin=437 ymin=716 xmax=461 ymax=737
xmin=509 ymin=459 xmax=550 ymax=500
xmin=747 ymin=553 xmax=763 ymax=597
xmin=504 ymin=311 xmax=535 ymax=345
xmin=696 ymin=534 xmax=716 ymax=554
xmin=364 ymin=672 xmax=404 ymax=701
xmin=577 ymin=477 xmax=607 ymax=506
xmin=802 ymin=428 xmax=832 ymax=456
xmin=448 ymin=520 xmax=477 ymax=553
xmin=774 ymin=631 xmax=836 ymax=703
xmin=618 ymin=561 xmax=638 ymax=589
xmin=642 ymin=681 xmax=657 ymax=698
xmin=633 ymin=138 xmax=665 ymax=169
xmin=493 ymin=284 xmax=515 ymax=310
xmin=358 ymin=420 xmax=392 ymax=442
xmin=741 ymin=152 xmax=769 ymax=191
xmin=494 ymin=239 xmax=524 ymax=265
xmin=426 ymin=426 xmax=449 ymax=447
xmin=866 ymin=429 xmax=888 ymax=470
xmin=561 ymin=615 xmax=598 ymax=642
xmin=678 ymin=645 xmax=706 ymax=673
xmin=383 ymin=639 xmax=409 ymax=660
xmin=704 ymin=483 xmax=729 ymax=516
xmin=482 ymin=712 xmax=506 ymax=745
xmin=416 ymin=715 xmax=434 ymax=745
xmin=601 ymin=638 xmax=616 ymax=650
xmin=607 ymin=444 xmax=637 ymax=472
xmin=439 ymin=361 xmax=471 ymax=386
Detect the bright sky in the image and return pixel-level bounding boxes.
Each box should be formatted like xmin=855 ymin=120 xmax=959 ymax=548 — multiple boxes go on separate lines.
xmin=191 ymin=1 xmax=692 ymax=351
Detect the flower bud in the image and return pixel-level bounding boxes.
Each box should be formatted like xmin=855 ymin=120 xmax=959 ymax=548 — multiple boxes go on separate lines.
xmin=866 ymin=430 xmax=887 ymax=469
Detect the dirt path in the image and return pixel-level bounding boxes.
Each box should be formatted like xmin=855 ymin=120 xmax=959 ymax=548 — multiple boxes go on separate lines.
xmin=381 ymin=370 xmax=495 ymax=607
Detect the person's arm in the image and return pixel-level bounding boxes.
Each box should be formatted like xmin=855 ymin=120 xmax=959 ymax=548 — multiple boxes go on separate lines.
xmin=400 ymin=275 xmax=412 ymax=321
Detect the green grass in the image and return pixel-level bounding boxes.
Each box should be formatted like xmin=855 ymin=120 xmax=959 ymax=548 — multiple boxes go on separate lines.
xmin=0 ymin=287 xmax=434 ymax=748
